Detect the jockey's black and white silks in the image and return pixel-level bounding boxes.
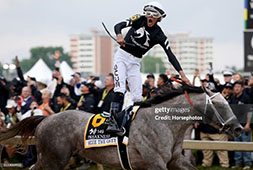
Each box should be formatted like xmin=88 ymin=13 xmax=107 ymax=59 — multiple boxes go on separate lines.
xmin=114 ymin=14 xmax=182 ymax=72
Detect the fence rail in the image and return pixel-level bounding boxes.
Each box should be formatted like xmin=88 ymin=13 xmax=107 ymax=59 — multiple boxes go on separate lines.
xmin=183 ymin=140 xmax=253 ymax=151
xmin=1 ymin=137 xmax=253 ymax=152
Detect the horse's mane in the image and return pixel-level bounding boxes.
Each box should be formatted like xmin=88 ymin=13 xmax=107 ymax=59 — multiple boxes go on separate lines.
xmin=140 ymin=82 xmax=204 ymax=107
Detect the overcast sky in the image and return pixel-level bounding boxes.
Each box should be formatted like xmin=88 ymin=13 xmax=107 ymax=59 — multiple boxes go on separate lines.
xmin=0 ymin=0 xmax=244 ymax=72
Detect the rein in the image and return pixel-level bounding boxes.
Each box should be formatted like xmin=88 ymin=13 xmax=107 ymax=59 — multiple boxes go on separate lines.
xmin=170 ymin=77 xmax=194 ymax=106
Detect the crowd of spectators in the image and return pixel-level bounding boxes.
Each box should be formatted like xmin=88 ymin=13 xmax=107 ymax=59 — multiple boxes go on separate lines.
xmin=192 ymin=67 xmax=253 ymax=169
xmin=0 ymin=58 xmax=253 ymax=169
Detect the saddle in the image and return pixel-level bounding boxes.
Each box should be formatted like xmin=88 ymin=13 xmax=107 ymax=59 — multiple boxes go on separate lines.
xmin=84 ymin=105 xmax=140 ymax=170
xmin=84 ymin=105 xmax=139 ymax=148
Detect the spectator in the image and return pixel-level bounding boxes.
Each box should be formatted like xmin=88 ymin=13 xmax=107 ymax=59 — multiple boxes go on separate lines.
xmin=200 ymin=79 xmax=208 ymax=87
xmin=230 ymin=81 xmax=252 ymax=169
xmin=0 ymin=77 xmax=9 ymax=115
xmin=21 ymin=101 xmax=43 ymax=120
xmin=77 ymin=82 xmax=95 ymax=113
xmin=0 ymin=118 xmax=12 ymax=164
xmin=5 ymin=99 xmax=19 ymax=128
xmin=96 ymin=73 xmax=115 ymax=114
xmin=205 ymin=63 xmax=218 ymax=92
xmin=157 ymin=74 xmax=169 ymax=87
xmin=27 ymin=76 xmax=43 ymax=104
xmin=38 ymin=90 xmax=54 ymax=116
xmin=15 ymin=56 xmax=27 ymax=90
xmin=142 ymin=83 xmax=150 ymax=101
xmin=221 ymin=82 xmax=233 ymax=103
xmin=19 ymin=86 xmax=34 ymax=115
xmin=244 ymin=76 xmax=253 ymax=101
xmin=52 ymin=73 xmax=77 ymax=112
xmin=19 ymin=101 xmax=40 ymax=168
xmin=198 ymin=123 xmax=230 ymax=168
xmin=71 ymin=72 xmax=82 ymax=96
xmin=217 ymin=71 xmax=233 ymax=92
xmin=36 ymin=81 xmax=47 ymax=92
xmin=192 ymin=69 xmax=201 ymax=86
xmin=223 ymin=71 xmax=233 ymax=84
xmin=233 ymin=73 xmax=244 ymax=84
xmin=145 ymin=73 xmax=155 ymax=90
xmin=56 ymin=93 xmax=76 ymax=112
xmin=94 ymin=80 xmax=103 ymax=90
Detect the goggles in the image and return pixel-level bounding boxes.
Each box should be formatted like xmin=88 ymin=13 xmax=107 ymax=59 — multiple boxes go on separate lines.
xmin=144 ymin=10 xmax=161 ymax=18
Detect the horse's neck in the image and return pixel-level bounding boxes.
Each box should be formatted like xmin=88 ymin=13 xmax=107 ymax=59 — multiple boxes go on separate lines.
xmin=137 ymin=92 xmax=206 ymax=122
xmin=162 ymin=92 xmax=205 ymax=110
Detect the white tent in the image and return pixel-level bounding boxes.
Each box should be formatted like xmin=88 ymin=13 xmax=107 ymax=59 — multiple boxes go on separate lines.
xmin=60 ymin=61 xmax=74 ymax=83
xmin=24 ymin=58 xmax=52 ymax=85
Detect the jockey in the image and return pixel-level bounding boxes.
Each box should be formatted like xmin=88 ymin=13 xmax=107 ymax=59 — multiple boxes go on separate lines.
xmin=106 ymin=1 xmax=191 ymax=133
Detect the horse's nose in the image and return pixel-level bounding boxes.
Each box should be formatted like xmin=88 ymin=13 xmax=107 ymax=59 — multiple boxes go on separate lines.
xmin=233 ymin=124 xmax=243 ymax=138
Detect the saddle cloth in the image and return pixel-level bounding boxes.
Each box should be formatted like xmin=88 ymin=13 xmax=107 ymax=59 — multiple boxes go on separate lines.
xmin=84 ymin=105 xmax=139 ymax=149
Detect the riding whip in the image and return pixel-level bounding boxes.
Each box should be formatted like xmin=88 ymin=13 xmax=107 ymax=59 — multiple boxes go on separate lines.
xmin=101 ymin=22 xmax=135 ymax=47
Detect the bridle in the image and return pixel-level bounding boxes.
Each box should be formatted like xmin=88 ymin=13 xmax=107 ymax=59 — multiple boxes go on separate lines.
xmin=170 ymin=77 xmax=236 ymax=132
xmin=203 ymin=92 xmax=236 ymax=132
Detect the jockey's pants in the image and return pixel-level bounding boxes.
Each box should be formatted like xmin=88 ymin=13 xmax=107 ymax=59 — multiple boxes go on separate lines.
xmin=113 ymin=48 xmax=143 ymax=103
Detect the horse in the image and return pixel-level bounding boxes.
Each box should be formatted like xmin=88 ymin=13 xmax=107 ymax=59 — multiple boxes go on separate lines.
xmin=0 ymin=87 xmax=242 ymax=170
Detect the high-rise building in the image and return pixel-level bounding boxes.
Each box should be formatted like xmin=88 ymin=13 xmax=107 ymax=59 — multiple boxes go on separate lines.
xmin=69 ymin=30 xmax=114 ymax=76
xmin=149 ymin=33 xmax=213 ymax=74
xmin=70 ymin=31 xmax=213 ymax=76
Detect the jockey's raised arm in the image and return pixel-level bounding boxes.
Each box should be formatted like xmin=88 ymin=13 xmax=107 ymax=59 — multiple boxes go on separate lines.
xmin=107 ymin=1 xmax=191 ymax=133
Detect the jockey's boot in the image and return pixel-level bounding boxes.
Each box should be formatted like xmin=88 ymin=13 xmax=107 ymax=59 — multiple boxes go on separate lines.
xmin=106 ymin=102 xmax=124 ymax=133
xmin=106 ymin=92 xmax=124 ymax=133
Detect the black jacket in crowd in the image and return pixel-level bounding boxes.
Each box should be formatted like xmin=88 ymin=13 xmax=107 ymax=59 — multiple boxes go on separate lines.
xmin=0 ymin=81 xmax=9 ymax=114
xmin=95 ymin=88 xmax=115 ymax=114
xmin=78 ymin=93 xmax=96 ymax=113
xmin=229 ymin=92 xmax=252 ymax=127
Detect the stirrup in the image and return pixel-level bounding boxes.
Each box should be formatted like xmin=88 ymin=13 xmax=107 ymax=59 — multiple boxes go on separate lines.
xmin=100 ymin=111 xmax=110 ymax=118
xmin=116 ymin=127 xmax=126 ymax=136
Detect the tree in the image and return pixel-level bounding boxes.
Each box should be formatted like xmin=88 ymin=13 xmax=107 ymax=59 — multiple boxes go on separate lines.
xmin=19 ymin=47 xmax=72 ymax=72
xmin=141 ymin=56 xmax=166 ymax=73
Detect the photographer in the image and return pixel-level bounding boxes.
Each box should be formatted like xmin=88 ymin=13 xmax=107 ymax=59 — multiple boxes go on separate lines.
xmin=76 ymin=82 xmax=95 ymax=113
xmin=21 ymin=101 xmax=43 ymax=120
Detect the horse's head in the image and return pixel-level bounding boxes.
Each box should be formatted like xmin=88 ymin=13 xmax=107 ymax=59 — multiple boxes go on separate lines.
xmin=202 ymin=87 xmax=243 ymax=138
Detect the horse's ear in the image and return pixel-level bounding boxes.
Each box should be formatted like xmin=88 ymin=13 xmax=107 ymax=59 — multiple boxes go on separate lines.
xmin=201 ymin=85 xmax=213 ymax=96
xmin=201 ymin=85 xmax=210 ymax=95
xmin=201 ymin=85 xmax=207 ymax=93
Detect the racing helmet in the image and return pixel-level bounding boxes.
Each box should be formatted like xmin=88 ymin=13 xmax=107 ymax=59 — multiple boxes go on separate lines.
xmin=143 ymin=1 xmax=166 ymax=20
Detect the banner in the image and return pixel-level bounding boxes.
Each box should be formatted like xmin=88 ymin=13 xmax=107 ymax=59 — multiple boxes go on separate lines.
xmin=245 ymin=0 xmax=253 ymax=29
xmin=244 ymin=31 xmax=253 ymax=71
